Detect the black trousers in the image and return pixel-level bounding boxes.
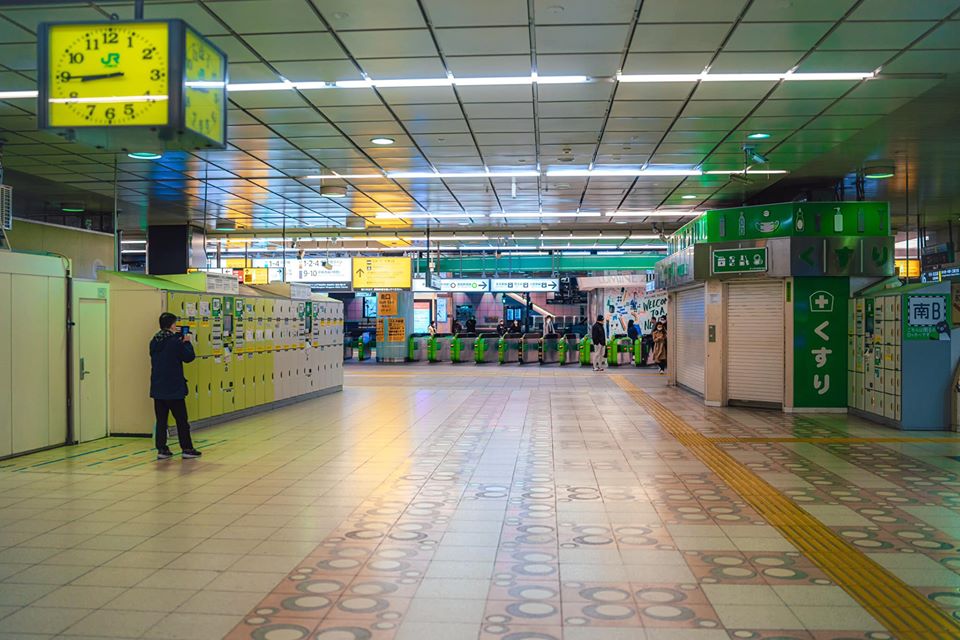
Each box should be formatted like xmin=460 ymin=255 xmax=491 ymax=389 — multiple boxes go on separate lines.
xmin=154 ymin=398 xmax=195 ymax=451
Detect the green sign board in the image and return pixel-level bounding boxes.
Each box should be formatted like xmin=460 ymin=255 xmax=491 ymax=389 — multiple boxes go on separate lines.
xmin=793 ymin=277 xmax=849 ymax=408
xmin=712 ymin=247 xmax=767 ymax=274
xmin=903 ymin=294 xmax=951 ymax=341
xmin=669 ymin=202 xmax=891 ymax=254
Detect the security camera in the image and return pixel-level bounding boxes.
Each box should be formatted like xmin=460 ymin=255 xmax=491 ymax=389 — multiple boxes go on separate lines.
xmin=743 ymin=146 xmax=768 ymax=165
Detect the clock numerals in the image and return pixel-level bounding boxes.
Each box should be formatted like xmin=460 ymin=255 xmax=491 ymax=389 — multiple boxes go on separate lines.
xmin=143 ymin=47 xmax=155 ymax=60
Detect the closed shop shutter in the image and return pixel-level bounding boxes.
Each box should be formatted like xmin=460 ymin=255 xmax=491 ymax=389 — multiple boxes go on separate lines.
xmin=676 ymin=286 xmax=706 ymax=395
xmin=726 ymin=281 xmax=785 ymax=406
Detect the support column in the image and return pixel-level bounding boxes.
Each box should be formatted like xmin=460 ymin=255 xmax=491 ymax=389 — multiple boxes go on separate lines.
xmin=376 ymin=291 xmax=413 ymax=363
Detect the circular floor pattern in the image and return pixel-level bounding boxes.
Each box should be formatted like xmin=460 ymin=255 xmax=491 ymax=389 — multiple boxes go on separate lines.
xmin=501 ymin=633 xmax=559 ymax=640
xmin=313 ymin=627 xmax=373 ymax=640
xmin=636 ymin=587 xmax=687 ymax=604
xmin=506 ymin=601 xmax=558 ymax=618
xmin=641 ymin=604 xmax=696 ymax=621
xmin=335 ymin=597 xmax=389 ymax=614
xmin=250 ymin=624 xmax=314 ymax=640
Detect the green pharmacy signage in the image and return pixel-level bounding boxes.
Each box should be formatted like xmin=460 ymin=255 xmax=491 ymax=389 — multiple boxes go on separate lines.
xmin=712 ymin=248 xmax=767 ymax=274
xmin=793 ymin=277 xmax=849 ymax=408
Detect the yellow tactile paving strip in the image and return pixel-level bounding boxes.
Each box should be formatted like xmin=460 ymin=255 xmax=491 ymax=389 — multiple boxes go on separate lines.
xmin=612 ymin=374 xmax=960 ymax=640
xmin=710 ymin=436 xmax=960 ymax=443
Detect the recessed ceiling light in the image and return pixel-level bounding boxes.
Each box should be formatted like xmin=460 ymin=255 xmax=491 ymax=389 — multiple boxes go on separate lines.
xmin=747 ymin=132 xmax=771 ymax=139
xmin=127 ymin=151 xmax=162 ymax=160
xmin=370 ymin=137 xmax=395 ymax=145
xmin=681 ymin=194 xmax=698 ymax=199
xmin=61 ymin=206 xmax=85 ymax=213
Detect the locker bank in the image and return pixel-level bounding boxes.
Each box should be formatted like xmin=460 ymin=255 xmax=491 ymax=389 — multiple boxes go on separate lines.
xmin=3 ymin=1 xmax=960 ymax=639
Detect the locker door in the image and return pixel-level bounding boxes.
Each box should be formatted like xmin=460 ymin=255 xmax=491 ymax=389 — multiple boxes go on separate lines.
xmin=726 ymin=281 xmax=785 ymax=406
xmin=676 ymin=287 xmax=706 ymax=395
xmin=234 ymin=355 xmax=247 ymax=411
xmin=264 ymin=351 xmax=275 ymax=403
xmin=210 ymin=358 xmax=224 ymax=416
xmin=196 ymin=356 xmax=212 ymax=420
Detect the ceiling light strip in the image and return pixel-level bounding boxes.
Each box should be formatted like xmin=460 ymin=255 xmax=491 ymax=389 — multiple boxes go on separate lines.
xmin=616 ymin=72 xmax=874 ymax=83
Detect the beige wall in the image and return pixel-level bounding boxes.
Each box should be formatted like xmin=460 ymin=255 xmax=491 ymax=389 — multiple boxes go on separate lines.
xmin=704 ymin=280 xmax=725 ymax=407
xmin=7 ymin=219 xmax=114 ymax=279
xmin=0 ymin=251 xmax=69 ymax=458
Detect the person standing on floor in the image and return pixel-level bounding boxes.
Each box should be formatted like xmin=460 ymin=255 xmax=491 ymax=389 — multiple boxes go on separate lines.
xmin=466 ymin=317 xmax=477 ymax=333
xmin=591 ymin=314 xmax=607 ymax=372
xmin=652 ymin=321 xmax=668 ymax=374
xmin=150 ymin=312 xmax=202 ymax=460
xmin=544 ymin=315 xmax=555 ymax=335
xmin=627 ymin=318 xmax=640 ymax=342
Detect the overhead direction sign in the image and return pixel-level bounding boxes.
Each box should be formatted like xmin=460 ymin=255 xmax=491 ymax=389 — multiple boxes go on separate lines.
xmin=352 ymin=257 xmax=412 ymax=291
xmin=412 ymin=278 xmax=490 ymax=293
xmin=490 ymin=278 xmax=559 ymax=292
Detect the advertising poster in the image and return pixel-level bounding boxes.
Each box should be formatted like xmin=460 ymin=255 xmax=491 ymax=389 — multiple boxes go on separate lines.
xmin=793 ymin=277 xmax=848 ymax=408
xmin=378 ymin=292 xmax=398 ymax=316
xmin=904 ymin=294 xmax=951 ymax=341
xmin=593 ymin=288 xmax=667 ymax=335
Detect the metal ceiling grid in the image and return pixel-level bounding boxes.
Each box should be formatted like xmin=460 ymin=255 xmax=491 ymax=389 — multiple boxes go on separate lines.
xmin=0 ymin=0 xmax=958 ymax=235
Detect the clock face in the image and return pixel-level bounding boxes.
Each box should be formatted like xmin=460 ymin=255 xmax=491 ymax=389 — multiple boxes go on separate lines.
xmin=184 ymin=28 xmax=226 ymax=145
xmin=46 ymin=22 xmax=170 ymax=127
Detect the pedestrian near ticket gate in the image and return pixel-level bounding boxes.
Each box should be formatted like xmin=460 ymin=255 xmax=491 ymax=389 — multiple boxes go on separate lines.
xmin=519 ymin=332 xmax=542 ymax=364
xmin=407 ymin=333 xmax=430 ymax=362
xmin=499 ymin=333 xmax=522 ymax=364
xmin=607 ymin=336 xmax=634 ymax=367
xmin=451 ymin=333 xmax=478 ymax=363
xmin=539 ymin=333 xmax=560 ymax=364
xmin=428 ymin=333 xmax=454 ymax=363
xmin=558 ymin=334 xmax=580 ymax=365
xmin=474 ymin=332 xmax=499 ymax=363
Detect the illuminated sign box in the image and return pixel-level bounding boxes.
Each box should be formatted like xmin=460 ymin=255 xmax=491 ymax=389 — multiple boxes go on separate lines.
xmin=352 ymin=257 xmax=412 ymax=291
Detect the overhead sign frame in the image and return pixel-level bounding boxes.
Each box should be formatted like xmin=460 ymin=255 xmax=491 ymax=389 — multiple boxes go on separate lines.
xmin=352 ymin=256 xmax=413 ymax=291
xmin=489 ymin=278 xmax=559 ymax=292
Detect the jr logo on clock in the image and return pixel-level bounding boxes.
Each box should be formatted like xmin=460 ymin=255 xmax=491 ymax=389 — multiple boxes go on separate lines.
xmin=101 ymin=52 xmax=120 ymax=67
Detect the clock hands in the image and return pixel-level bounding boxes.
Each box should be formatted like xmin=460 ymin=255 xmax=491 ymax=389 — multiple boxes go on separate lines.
xmin=67 ymin=71 xmax=126 ymax=82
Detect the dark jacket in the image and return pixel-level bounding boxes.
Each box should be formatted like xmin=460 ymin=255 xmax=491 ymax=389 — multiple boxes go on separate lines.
xmin=627 ymin=324 xmax=640 ymax=341
xmin=591 ymin=322 xmax=606 ymax=349
xmin=149 ymin=330 xmax=196 ymax=400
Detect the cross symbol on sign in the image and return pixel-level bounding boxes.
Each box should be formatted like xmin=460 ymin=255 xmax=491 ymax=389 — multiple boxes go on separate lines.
xmin=813 ymin=295 xmax=830 ymax=309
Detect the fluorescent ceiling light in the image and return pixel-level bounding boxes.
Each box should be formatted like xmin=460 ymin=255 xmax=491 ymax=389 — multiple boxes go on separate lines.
xmin=387 ymin=170 xmax=540 ymax=179
xmin=490 ymin=212 xmax=602 ymax=218
xmin=185 ymin=81 xmax=226 ymax=89
xmin=227 ymin=82 xmax=293 ymax=92
xmin=546 ymin=167 xmax=702 ymax=177
xmin=128 ymin=151 xmax=162 ymax=160
xmin=375 ymin=212 xmax=480 ymax=219
xmin=747 ymin=133 xmax=771 ymax=140
xmin=0 ymin=90 xmax=38 ymax=99
xmin=370 ymin=137 xmax=395 ymax=145
xmin=121 ymin=249 xmax=147 ymax=254
xmin=403 ymin=235 xmax=487 ymax=241
xmin=681 ymin=194 xmax=698 ymax=199
xmin=606 ymin=210 xmax=701 ymax=217
xmin=616 ymin=72 xmax=874 ymax=83
xmin=120 ymin=239 xmax=147 ymax=244
xmin=306 ymin=173 xmax=383 ymax=179
xmin=705 ymin=169 xmax=789 ymax=175
xmin=539 ymin=234 xmax=629 ymax=240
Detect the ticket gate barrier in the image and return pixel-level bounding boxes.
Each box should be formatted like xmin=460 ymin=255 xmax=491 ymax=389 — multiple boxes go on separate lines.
xmin=428 ymin=334 xmax=454 ymax=363
xmin=578 ymin=336 xmax=592 ymax=366
xmin=539 ymin=333 xmax=560 ymax=364
xmin=357 ymin=338 xmax=370 ymax=361
xmin=451 ymin=333 xmax=478 ymax=363
xmin=498 ymin=333 xmax=522 ymax=364
xmin=557 ymin=334 xmax=580 ymax=365
xmin=407 ymin=333 xmax=430 ymax=362
xmin=343 ymin=341 xmax=354 ymax=361
xmin=634 ymin=336 xmax=650 ymax=367
xmin=607 ymin=336 xmax=634 ymax=367
xmin=519 ymin=332 xmax=543 ymax=364
xmin=474 ymin=333 xmax=499 ymax=363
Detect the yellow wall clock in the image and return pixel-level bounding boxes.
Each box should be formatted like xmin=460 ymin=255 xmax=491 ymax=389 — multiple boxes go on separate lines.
xmin=38 ymin=20 xmax=228 ymax=149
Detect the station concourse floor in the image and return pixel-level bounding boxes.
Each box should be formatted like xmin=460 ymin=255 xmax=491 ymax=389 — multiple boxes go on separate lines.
xmin=2 ymin=365 xmax=960 ymax=640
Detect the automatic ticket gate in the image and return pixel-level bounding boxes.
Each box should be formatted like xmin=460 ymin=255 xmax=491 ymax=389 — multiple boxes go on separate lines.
xmin=557 ymin=333 xmax=580 ymax=365
xmin=407 ymin=333 xmax=430 ymax=361
xmin=475 ymin=333 xmax=499 ymax=363
xmin=498 ymin=333 xmax=522 ymax=364
xmin=519 ymin=332 xmax=542 ymax=364
xmin=343 ymin=340 xmax=354 ymax=361
xmin=428 ymin=334 xmax=454 ymax=363
xmin=539 ymin=333 xmax=559 ymax=364
xmin=451 ymin=333 xmax=478 ymax=363
xmin=607 ymin=336 xmax=634 ymax=366
xmin=578 ymin=336 xmax=592 ymax=366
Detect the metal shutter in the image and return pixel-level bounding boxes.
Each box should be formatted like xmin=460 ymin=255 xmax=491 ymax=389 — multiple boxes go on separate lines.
xmin=726 ymin=281 xmax=784 ymax=406
xmin=676 ymin=287 xmax=705 ymax=395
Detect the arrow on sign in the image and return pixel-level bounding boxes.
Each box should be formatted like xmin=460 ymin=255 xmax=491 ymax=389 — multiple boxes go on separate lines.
xmin=799 ymin=247 xmax=816 ymax=267
xmin=356 ymin=268 xmax=365 ymax=276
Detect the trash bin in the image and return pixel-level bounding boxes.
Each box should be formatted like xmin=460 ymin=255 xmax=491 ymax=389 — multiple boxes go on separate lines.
xmin=519 ymin=332 xmax=543 ymax=364
xmin=498 ymin=333 xmax=522 ymax=364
